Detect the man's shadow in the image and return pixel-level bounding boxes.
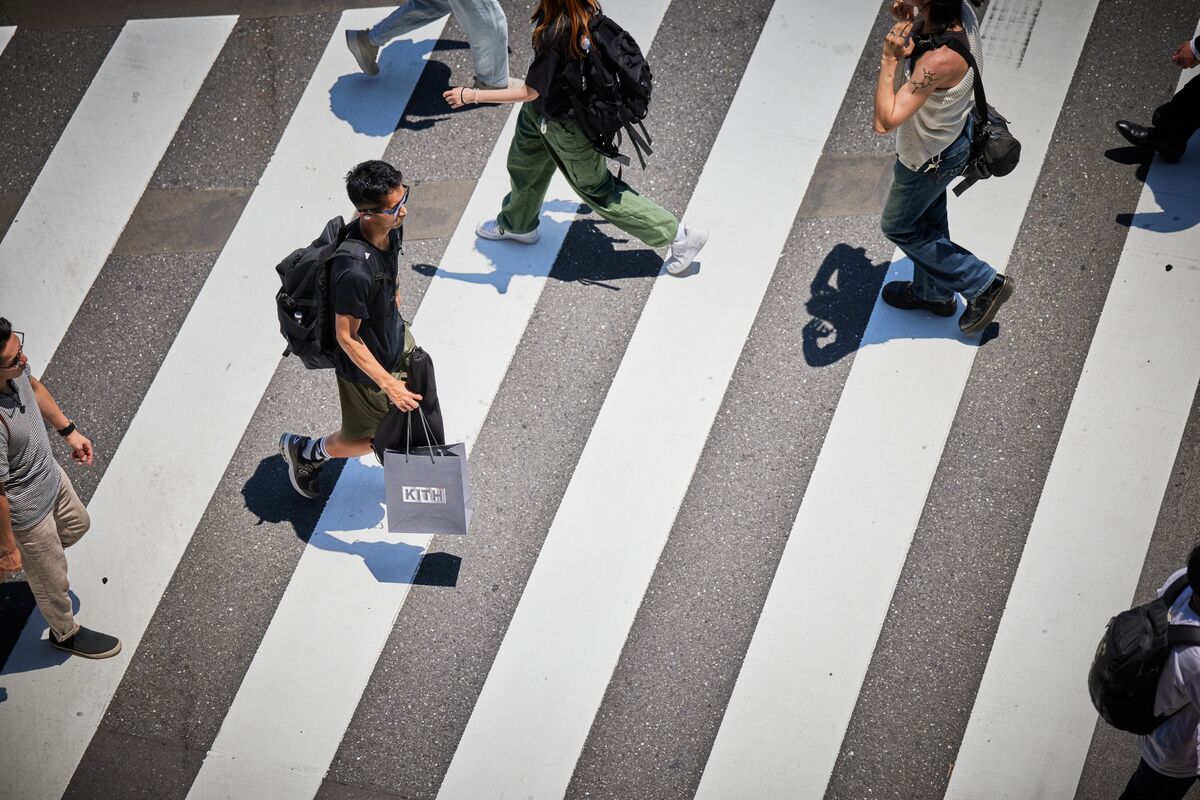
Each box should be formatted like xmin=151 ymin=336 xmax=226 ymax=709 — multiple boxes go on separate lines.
xmin=329 ymin=39 xmax=469 ymax=136
xmin=803 ymin=244 xmax=890 ymax=366
xmin=0 ymin=590 xmax=80 ymax=676
xmin=241 ymin=456 xmax=460 ymax=586
xmin=1107 ymin=143 xmax=1200 ymax=233
xmin=413 ymin=210 xmax=665 ymax=293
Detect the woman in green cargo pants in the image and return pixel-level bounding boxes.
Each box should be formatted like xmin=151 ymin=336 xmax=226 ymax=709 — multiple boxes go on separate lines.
xmin=443 ymin=0 xmax=707 ymax=275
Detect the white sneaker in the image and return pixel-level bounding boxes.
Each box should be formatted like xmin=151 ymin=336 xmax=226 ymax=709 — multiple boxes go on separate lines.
xmin=476 ymin=219 xmax=539 ymax=244
xmin=663 ymin=223 xmax=708 ymax=275
xmin=346 ymin=30 xmax=379 ymax=76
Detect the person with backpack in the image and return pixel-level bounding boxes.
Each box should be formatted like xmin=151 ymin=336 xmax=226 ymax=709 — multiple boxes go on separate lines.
xmin=0 ymin=317 xmax=121 ymax=659
xmin=345 ymin=0 xmax=513 ymax=90
xmin=1115 ymin=30 xmax=1200 ymax=164
xmin=873 ymin=0 xmax=1014 ymax=336
xmin=280 ymin=161 xmax=423 ymax=499
xmin=1105 ymin=546 xmax=1200 ymax=799
xmin=440 ymin=0 xmax=707 ymax=276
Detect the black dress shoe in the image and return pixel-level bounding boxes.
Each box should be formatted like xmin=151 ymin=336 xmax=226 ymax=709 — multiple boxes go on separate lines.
xmin=1116 ymin=120 xmax=1156 ymax=148
xmin=51 ymin=626 xmax=122 ymax=659
xmin=959 ymin=274 xmax=1014 ymax=335
xmin=881 ymin=281 xmax=957 ymax=317
xmin=1116 ymin=120 xmax=1186 ymax=163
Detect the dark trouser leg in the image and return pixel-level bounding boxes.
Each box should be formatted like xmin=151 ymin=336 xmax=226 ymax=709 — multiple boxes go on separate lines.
xmin=1119 ymin=758 xmax=1196 ymax=800
xmin=1152 ymin=73 xmax=1200 ymax=149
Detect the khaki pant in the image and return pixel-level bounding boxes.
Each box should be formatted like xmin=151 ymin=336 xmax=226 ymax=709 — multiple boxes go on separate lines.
xmin=12 ymin=466 xmax=89 ymax=641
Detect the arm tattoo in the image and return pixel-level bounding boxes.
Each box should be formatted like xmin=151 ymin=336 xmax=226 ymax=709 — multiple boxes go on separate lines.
xmin=908 ymin=68 xmax=937 ymax=91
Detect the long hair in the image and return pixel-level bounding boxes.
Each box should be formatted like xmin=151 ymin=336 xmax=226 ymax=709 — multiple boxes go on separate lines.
xmin=531 ymin=0 xmax=599 ymax=60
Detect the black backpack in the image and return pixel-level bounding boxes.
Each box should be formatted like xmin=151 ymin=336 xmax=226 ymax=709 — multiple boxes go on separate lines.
xmin=909 ymin=29 xmax=1021 ymax=196
xmin=274 ymin=216 xmax=379 ymax=370
xmin=1088 ymin=574 xmax=1200 ymax=734
xmin=559 ymin=13 xmax=654 ymax=169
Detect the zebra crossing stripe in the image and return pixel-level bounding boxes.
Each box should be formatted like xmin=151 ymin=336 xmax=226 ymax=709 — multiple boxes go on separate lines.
xmin=433 ymin=2 xmax=880 ymax=797
xmin=0 ymin=10 xmax=442 ymax=800
xmin=0 ymin=16 xmax=236 ymax=370
xmin=181 ymin=3 xmax=672 ymax=797
xmin=0 ymin=27 xmax=15 ymax=56
xmin=695 ymin=1 xmax=1102 ymax=797
xmin=945 ymin=42 xmax=1200 ymax=798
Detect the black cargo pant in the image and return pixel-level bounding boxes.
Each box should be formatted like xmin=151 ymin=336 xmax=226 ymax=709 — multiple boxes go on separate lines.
xmin=1119 ymin=758 xmax=1195 ymax=800
xmin=1153 ymin=73 xmax=1200 ymax=149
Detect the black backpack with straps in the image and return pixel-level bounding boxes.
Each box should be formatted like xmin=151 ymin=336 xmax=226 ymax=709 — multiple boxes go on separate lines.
xmin=1088 ymin=574 xmax=1200 ymax=734
xmin=558 ymin=13 xmax=654 ymax=170
xmin=274 ymin=216 xmax=398 ymax=370
xmin=909 ymin=28 xmax=1021 ymax=196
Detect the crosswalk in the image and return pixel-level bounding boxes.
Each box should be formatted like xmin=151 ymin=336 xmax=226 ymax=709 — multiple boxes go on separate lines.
xmin=1 ymin=1 xmax=1199 ymax=799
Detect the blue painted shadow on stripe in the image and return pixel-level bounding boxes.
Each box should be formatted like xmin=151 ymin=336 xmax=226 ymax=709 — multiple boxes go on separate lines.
xmin=413 ymin=209 xmax=662 ymax=293
xmin=0 ymin=590 xmax=79 ymax=676
xmin=330 ymin=39 xmax=450 ymax=137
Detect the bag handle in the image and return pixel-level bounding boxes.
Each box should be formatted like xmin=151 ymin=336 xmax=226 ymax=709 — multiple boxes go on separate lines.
xmin=403 ymin=403 xmax=438 ymax=465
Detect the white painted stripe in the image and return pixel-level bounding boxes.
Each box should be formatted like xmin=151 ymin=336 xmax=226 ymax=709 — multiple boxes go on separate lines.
xmin=0 ymin=11 xmax=441 ymax=800
xmin=434 ymin=3 xmax=880 ymax=798
xmin=945 ymin=48 xmax=1200 ymax=799
xmin=695 ymin=2 xmax=1101 ymax=798
xmin=0 ymin=27 xmax=16 ymax=56
xmin=0 ymin=16 xmax=235 ymax=369
xmin=183 ymin=2 xmax=665 ymax=798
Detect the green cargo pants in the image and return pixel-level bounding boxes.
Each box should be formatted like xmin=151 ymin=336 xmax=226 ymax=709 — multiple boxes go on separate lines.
xmin=496 ymin=102 xmax=679 ymax=248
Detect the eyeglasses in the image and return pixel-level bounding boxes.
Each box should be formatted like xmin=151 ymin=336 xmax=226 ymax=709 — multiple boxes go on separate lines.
xmin=359 ymin=184 xmax=410 ymax=218
xmin=4 ymin=330 xmax=24 ymax=369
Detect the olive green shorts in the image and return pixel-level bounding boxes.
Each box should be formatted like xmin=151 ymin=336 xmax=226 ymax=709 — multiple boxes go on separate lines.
xmin=336 ymin=331 xmax=416 ymax=441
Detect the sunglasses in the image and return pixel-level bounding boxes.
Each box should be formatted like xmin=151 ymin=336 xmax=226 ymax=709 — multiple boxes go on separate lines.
xmin=359 ymin=184 xmax=410 ymax=218
xmin=4 ymin=330 xmax=24 ymax=369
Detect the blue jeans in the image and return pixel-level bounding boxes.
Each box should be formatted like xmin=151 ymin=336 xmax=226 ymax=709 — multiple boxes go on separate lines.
xmin=369 ymin=0 xmax=509 ymax=88
xmin=881 ymin=121 xmax=996 ymax=302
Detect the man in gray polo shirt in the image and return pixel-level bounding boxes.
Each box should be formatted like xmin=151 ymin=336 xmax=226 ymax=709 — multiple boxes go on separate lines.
xmin=0 ymin=318 xmax=119 ymax=659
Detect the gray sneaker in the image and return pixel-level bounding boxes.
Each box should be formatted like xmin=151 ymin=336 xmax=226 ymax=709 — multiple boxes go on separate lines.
xmin=346 ymin=29 xmax=380 ymax=76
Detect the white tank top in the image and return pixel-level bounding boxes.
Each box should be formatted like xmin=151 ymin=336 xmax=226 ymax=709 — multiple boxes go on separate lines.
xmin=895 ymin=1 xmax=983 ymax=171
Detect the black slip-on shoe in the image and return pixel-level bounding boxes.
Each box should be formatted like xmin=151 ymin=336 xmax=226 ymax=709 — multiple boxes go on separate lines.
xmin=280 ymin=433 xmax=323 ymax=499
xmin=881 ymin=281 xmax=957 ymax=317
xmin=1116 ymin=120 xmax=1186 ymax=163
xmin=959 ymin=274 xmax=1014 ymax=336
xmin=51 ymin=626 xmax=121 ymax=659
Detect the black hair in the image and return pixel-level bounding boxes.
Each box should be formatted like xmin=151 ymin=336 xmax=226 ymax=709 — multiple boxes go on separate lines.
xmin=0 ymin=318 xmax=10 ymax=348
xmin=1187 ymin=544 xmax=1200 ymax=593
xmin=925 ymin=0 xmax=963 ymax=36
xmin=345 ymin=160 xmax=403 ymax=209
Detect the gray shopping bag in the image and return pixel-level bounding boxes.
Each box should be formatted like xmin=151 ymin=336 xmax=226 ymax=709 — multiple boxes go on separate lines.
xmin=384 ymin=442 xmax=472 ymax=534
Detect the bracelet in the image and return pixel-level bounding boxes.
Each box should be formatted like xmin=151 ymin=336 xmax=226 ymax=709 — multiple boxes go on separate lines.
xmin=459 ymin=87 xmax=465 ymax=105
xmin=471 ymin=88 xmax=478 ymax=104
xmin=57 ymin=421 xmax=75 ymax=437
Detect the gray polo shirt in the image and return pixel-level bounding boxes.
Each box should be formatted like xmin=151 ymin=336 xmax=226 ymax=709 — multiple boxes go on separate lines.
xmin=0 ymin=367 xmax=61 ymax=530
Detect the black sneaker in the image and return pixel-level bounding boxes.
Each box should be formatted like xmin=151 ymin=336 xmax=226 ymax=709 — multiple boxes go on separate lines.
xmin=280 ymin=433 xmax=323 ymax=499
xmin=881 ymin=281 xmax=957 ymax=317
xmin=51 ymin=626 xmax=121 ymax=659
xmin=959 ymin=274 xmax=1014 ymax=335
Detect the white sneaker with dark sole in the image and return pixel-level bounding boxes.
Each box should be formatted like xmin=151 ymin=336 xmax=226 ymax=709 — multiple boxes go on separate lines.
xmin=663 ymin=223 xmax=708 ymax=275
xmin=476 ymin=218 xmax=539 ymax=244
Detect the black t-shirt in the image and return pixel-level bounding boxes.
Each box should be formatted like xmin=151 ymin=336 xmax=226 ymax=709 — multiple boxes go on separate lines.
xmin=331 ymin=220 xmax=405 ymax=384
xmin=525 ymin=20 xmax=584 ymax=120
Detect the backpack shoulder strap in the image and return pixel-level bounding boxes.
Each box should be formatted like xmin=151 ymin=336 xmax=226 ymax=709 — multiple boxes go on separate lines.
xmin=1168 ymin=625 xmax=1200 ymax=647
xmin=1164 ymin=573 xmax=1192 ymax=606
